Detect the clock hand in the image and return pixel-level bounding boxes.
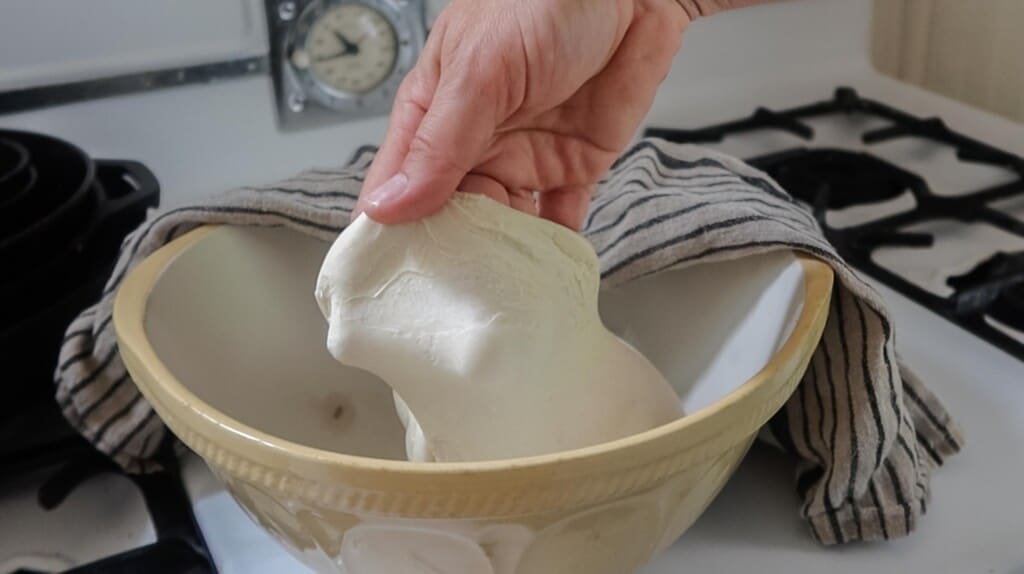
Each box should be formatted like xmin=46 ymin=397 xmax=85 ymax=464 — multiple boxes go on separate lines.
xmin=332 ymin=30 xmax=360 ymax=55
xmin=314 ymin=51 xmax=347 ymax=62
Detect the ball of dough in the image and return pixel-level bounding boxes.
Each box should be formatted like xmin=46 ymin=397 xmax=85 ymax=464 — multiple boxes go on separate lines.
xmin=315 ymin=193 xmax=682 ymax=462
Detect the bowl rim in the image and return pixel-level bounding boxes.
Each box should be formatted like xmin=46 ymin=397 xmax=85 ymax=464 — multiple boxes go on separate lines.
xmin=114 ymin=225 xmax=833 ymax=513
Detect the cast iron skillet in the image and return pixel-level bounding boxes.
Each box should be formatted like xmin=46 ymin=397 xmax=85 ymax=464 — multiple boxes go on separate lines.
xmin=0 ymin=129 xmax=159 ymax=423
xmin=0 ymin=137 xmax=37 ymax=205
xmin=0 ymin=130 xmax=97 ymax=275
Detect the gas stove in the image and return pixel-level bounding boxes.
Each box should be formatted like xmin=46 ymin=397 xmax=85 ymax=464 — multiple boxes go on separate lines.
xmin=1 ymin=0 xmax=1022 ymax=573
xmin=647 ymin=87 xmax=1024 ymax=362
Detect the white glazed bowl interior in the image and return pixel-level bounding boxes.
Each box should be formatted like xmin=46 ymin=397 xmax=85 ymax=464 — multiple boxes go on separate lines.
xmin=145 ymin=226 xmax=804 ymax=460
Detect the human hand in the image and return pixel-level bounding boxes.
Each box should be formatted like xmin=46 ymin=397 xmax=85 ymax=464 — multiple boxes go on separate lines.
xmin=355 ymin=0 xmax=692 ymax=230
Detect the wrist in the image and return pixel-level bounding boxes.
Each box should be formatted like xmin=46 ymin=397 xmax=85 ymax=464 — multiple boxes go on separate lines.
xmin=672 ymin=0 xmax=702 ymax=21
xmin=637 ymin=0 xmax=694 ymax=33
xmin=671 ymin=0 xmax=745 ymax=21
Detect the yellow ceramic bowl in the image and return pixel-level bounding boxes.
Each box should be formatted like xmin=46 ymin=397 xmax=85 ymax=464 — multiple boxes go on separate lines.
xmin=115 ymin=225 xmax=832 ymax=574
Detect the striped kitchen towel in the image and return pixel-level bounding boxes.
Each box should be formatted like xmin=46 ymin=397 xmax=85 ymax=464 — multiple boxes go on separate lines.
xmin=55 ymin=138 xmax=961 ymax=545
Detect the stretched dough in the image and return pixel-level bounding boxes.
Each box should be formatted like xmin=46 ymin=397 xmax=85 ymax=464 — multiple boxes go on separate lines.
xmin=315 ymin=193 xmax=682 ymax=462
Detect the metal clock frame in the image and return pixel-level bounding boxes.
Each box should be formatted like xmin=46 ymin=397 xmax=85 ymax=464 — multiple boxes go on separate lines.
xmin=268 ymin=0 xmax=425 ymax=131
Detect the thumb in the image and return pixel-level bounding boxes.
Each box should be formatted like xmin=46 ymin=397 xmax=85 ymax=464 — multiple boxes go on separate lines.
xmin=362 ymin=76 xmax=497 ymax=224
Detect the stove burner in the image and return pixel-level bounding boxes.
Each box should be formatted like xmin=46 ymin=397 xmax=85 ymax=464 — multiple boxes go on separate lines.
xmin=946 ymin=251 xmax=1024 ymax=315
xmin=752 ymin=149 xmax=918 ymax=210
xmin=646 ymin=87 xmax=1024 ymax=361
xmin=3 ymin=440 xmax=217 ymax=574
xmin=991 ymin=285 xmax=1024 ymax=332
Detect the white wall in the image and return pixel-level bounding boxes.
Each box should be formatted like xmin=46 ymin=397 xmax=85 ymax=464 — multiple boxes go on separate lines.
xmin=873 ymin=0 xmax=1024 ymax=122
xmin=0 ymin=0 xmax=266 ymax=90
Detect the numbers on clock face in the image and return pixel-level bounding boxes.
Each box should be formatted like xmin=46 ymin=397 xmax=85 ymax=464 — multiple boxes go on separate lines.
xmin=305 ymin=4 xmax=398 ymax=95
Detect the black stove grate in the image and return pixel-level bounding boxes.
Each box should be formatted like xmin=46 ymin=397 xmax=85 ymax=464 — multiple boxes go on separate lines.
xmin=0 ymin=432 xmax=217 ymax=574
xmin=645 ymin=87 xmax=1024 ymax=361
xmin=56 ymin=440 xmax=216 ymax=574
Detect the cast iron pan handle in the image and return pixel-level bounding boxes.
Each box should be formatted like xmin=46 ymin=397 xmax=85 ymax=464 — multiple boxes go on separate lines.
xmin=85 ymin=159 xmax=160 ymax=259
xmin=92 ymin=159 xmax=160 ymax=224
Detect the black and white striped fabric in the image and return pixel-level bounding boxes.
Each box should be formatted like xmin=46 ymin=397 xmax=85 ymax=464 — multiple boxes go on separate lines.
xmin=55 ymin=139 xmax=961 ymax=544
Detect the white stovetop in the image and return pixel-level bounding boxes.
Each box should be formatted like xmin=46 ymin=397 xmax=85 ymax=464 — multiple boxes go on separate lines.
xmin=5 ymin=0 xmax=1024 ymax=571
xmin=181 ymin=251 xmax=1024 ymax=574
xmin=175 ymin=67 xmax=1024 ymax=574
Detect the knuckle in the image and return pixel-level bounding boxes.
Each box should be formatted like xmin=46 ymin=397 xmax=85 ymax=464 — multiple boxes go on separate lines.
xmin=409 ymin=130 xmax=469 ymax=173
xmin=396 ymin=67 xmax=434 ymax=107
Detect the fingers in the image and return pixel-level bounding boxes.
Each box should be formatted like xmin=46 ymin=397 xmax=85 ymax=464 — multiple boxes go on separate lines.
xmin=459 ymin=173 xmax=540 ymax=218
xmin=602 ymin=8 xmax=684 ymax=121
xmin=356 ymin=25 xmax=444 ymax=220
xmin=361 ymin=70 xmax=499 ymax=224
xmin=458 ymin=173 xmax=512 ymax=205
xmin=356 ymin=73 xmax=432 ymax=217
xmin=551 ymin=3 xmax=685 ymax=155
xmin=507 ymin=188 xmax=540 ymax=217
xmin=537 ymin=186 xmax=592 ymax=231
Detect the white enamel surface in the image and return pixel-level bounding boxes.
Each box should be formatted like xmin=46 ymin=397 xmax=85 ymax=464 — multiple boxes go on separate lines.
xmin=315 ymin=193 xmax=684 ymax=463
xmin=601 ymin=251 xmax=804 ymax=414
xmin=0 ymin=470 xmax=155 ymax=571
xmin=872 ymin=219 xmax=1024 ymax=297
xmin=0 ymin=0 xmax=266 ymax=91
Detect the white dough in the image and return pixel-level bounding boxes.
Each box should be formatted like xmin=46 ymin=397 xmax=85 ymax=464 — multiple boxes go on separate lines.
xmin=315 ymin=193 xmax=683 ymax=463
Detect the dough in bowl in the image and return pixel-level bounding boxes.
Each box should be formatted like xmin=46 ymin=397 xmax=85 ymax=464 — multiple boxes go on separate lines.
xmin=315 ymin=193 xmax=683 ymax=462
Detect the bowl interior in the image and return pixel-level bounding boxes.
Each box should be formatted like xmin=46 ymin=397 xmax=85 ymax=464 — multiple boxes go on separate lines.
xmin=600 ymin=250 xmax=804 ymax=414
xmin=145 ymin=226 xmax=804 ymax=461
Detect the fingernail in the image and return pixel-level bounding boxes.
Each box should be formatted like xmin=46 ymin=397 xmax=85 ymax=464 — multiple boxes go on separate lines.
xmin=364 ymin=172 xmax=408 ymax=211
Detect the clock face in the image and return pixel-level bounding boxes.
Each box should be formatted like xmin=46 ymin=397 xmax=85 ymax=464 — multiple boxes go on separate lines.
xmin=274 ymin=0 xmax=424 ymax=128
xmin=304 ymin=4 xmax=398 ymax=95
